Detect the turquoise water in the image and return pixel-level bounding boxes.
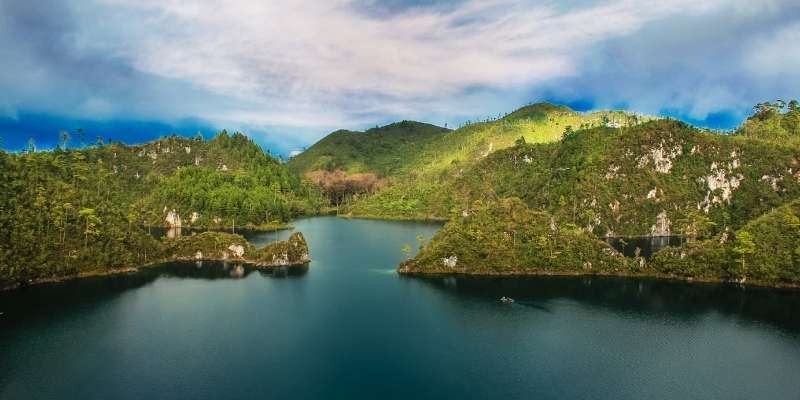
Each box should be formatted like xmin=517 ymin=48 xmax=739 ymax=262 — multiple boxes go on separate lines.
xmin=2 ymin=216 xmax=800 ymax=399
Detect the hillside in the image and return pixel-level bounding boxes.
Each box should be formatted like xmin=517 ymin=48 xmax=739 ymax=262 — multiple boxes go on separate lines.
xmin=399 ymin=198 xmax=628 ymax=275
xmin=342 ymin=103 xmax=652 ymax=219
xmin=402 ymin=102 xmax=800 ymax=286
xmin=736 ymin=100 xmax=800 ymax=142
xmin=0 ymin=132 xmax=324 ymax=287
xmin=288 ymin=120 xmax=450 ymax=177
xmin=451 ymin=119 xmax=800 ymax=236
xmin=400 ymin=196 xmax=800 ymax=286
xmin=651 ymin=199 xmax=800 ymax=285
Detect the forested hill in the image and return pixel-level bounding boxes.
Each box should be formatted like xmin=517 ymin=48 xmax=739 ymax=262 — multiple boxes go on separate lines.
xmin=0 ymin=131 xmax=324 ymax=287
xmin=339 ymin=103 xmax=651 ymax=219
xmin=400 ymin=101 xmax=800 ymax=286
xmin=452 ymin=118 xmax=800 ymax=237
xmin=287 ymin=120 xmax=451 ymax=177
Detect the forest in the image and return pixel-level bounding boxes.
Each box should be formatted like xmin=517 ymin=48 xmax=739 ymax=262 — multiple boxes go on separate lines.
xmin=400 ymin=101 xmax=800 ymax=285
xmin=4 ymin=100 xmax=800 ymax=287
xmin=0 ymin=131 xmax=323 ymax=287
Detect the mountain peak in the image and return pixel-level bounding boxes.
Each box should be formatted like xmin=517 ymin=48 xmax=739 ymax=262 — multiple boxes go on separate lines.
xmin=504 ymin=103 xmax=575 ymax=121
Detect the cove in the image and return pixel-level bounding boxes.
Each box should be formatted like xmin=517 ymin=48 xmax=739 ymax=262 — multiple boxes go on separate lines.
xmin=1 ymin=216 xmax=800 ymax=399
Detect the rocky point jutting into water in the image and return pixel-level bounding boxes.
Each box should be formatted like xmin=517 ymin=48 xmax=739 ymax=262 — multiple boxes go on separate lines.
xmin=166 ymin=231 xmax=311 ymax=268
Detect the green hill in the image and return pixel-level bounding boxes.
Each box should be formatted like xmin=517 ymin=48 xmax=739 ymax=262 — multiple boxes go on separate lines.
xmin=288 ymin=120 xmax=450 ymax=177
xmin=402 ymin=102 xmax=800 ymax=286
xmin=735 ymin=100 xmax=800 ymax=142
xmin=399 ymin=197 xmax=628 ymax=275
xmin=0 ymin=131 xmax=324 ymax=287
xmin=342 ymin=103 xmax=652 ymax=219
xmin=651 ymin=199 xmax=800 ymax=286
xmin=450 ymin=119 xmax=800 ymax=236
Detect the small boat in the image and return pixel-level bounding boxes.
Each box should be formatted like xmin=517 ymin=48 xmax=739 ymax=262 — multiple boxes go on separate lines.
xmin=500 ymin=296 xmax=514 ymax=304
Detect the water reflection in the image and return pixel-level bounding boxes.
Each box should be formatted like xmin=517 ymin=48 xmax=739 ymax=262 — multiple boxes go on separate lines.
xmin=410 ymin=275 xmax=800 ymax=335
xmin=0 ymin=261 xmax=309 ymax=324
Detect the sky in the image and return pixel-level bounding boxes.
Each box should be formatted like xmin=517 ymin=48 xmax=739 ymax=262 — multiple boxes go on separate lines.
xmin=1 ymin=0 xmax=799 ymax=155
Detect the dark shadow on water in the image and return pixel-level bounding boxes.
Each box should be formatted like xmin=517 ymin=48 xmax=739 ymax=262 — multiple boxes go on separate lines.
xmin=406 ymin=274 xmax=800 ymax=335
xmin=0 ymin=261 xmax=308 ymax=326
xmin=260 ymin=264 xmax=309 ymax=279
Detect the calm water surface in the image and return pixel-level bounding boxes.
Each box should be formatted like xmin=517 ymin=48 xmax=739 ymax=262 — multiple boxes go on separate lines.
xmin=2 ymin=216 xmax=800 ymax=399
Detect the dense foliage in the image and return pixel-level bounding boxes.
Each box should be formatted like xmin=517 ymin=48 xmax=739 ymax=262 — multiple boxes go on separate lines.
xmin=400 ymin=198 xmax=628 ymax=274
xmin=651 ymin=200 xmax=800 ymax=285
xmin=165 ymin=231 xmax=309 ymax=267
xmin=736 ymin=100 xmax=800 ymax=142
xmin=338 ymin=104 xmax=651 ymax=219
xmin=288 ymin=120 xmax=451 ymax=176
xmin=0 ymin=131 xmax=322 ymax=287
xmin=452 ymin=119 xmax=800 ymax=236
xmin=397 ymin=101 xmax=800 ymax=285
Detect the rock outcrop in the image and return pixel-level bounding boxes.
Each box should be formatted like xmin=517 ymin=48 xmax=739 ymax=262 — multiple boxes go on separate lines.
xmin=165 ymin=231 xmax=311 ymax=269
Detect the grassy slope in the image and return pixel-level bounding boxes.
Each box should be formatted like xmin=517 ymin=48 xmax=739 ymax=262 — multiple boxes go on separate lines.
xmin=287 ymin=121 xmax=451 ymax=177
xmin=343 ymin=103 xmax=650 ymax=219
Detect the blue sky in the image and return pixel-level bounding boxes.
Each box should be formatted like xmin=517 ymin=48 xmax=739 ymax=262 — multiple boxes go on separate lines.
xmin=1 ymin=0 xmax=799 ymax=155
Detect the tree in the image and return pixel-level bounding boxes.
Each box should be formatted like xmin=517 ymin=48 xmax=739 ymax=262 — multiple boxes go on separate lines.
xmin=733 ymin=230 xmax=756 ymax=282
xmin=401 ymin=244 xmax=412 ymax=259
xmin=78 ymin=208 xmax=101 ymax=249
xmin=679 ymin=211 xmax=716 ymax=242
xmin=416 ymin=234 xmax=426 ymax=250
xmin=789 ymin=100 xmax=799 ymax=113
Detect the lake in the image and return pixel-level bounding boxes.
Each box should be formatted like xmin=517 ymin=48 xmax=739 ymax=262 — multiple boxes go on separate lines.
xmin=2 ymin=216 xmax=800 ymax=399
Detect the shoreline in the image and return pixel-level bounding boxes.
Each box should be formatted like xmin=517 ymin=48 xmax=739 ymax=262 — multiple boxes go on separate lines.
xmin=1 ymin=265 xmax=148 ymax=291
xmin=1 ymin=255 xmax=312 ymax=292
xmin=146 ymin=223 xmax=294 ymax=233
xmin=338 ymin=212 xmax=448 ymax=223
xmin=396 ymin=268 xmax=800 ymax=290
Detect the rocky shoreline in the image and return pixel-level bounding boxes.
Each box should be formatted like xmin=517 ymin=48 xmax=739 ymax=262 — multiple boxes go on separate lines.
xmin=1 ymin=231 xmax=311 ymax=291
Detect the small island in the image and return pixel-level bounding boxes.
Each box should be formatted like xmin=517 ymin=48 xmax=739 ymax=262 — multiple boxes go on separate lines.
xmin=166 ymin=231 xmax=311 ymax=268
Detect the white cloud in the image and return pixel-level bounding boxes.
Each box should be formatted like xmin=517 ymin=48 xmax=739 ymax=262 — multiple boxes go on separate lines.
xmin=85 ymin=0 xmax=733 ymax=127
xmin=1 ymin=0 xmax=798 ymax=145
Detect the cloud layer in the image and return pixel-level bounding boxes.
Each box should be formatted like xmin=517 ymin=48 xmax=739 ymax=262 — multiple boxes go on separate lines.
xmin=1 ymin=0 xmax=799 ymax=150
